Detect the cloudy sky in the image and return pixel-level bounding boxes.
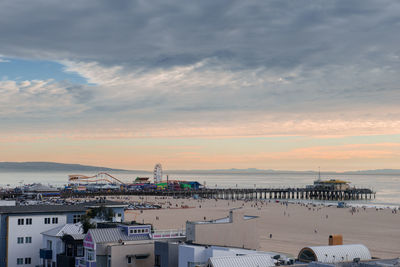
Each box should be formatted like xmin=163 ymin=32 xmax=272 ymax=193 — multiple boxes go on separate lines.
xmin=1 ymin=0 xmax=400 ymax=171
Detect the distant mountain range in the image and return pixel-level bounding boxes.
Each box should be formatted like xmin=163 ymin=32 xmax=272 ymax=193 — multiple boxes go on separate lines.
xmin=167 ymin=168 xmax=400 ymax=175
xmin=1 ymin=162 xmax=399 ymax=175
xmin=0 ymin=162 xmax=129 ymax=172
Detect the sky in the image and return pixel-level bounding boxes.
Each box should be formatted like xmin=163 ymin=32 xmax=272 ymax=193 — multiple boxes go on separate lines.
xmin=1 ymin=0 xmax=400 ymax=171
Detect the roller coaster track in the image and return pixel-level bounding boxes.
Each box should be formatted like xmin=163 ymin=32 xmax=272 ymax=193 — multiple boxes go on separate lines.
xmin=68 ymin=172 xmax=126 ymax=185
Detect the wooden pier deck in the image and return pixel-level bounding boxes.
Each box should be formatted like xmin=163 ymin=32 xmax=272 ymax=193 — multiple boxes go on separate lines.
xmin=61 ymin=187 xmax=375 ymax=201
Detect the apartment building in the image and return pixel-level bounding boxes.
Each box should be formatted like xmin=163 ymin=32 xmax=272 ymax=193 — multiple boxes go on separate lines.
xmin=0 ymin=200 xmax=127 ymax=267
xmin=0 ymin=205 xmax=87 ymax=267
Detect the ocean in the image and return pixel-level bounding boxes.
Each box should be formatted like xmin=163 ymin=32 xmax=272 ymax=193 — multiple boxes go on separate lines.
xmin=0 ymin=171 xmax=399 ymax=207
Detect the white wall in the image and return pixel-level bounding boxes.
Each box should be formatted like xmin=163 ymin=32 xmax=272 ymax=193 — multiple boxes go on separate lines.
xmin=178 ymin=245 xmax=207 ymax=267
xmin=7 ymin=214 xmax=67 ymax=267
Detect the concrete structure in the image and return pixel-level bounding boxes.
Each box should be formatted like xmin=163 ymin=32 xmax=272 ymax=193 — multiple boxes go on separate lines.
xmin=298 ymin=244 xmax=372 ymax=263
xmin=186 ymin=209 xmax=259 ymax=249
xmin=40 ymin=223 xmax=84 ymax=267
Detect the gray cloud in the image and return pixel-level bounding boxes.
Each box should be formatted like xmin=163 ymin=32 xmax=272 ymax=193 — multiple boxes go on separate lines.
xmin=1 ymin=0 xmax=399 ymax=69
xmin=1 ymin=0 xmax=400 ymax=137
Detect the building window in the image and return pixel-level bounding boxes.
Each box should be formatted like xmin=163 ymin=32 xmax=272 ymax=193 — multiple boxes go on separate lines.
xmin=127 ymin=256 xmax=132 ymax=264
xmin=47 ymin=240 xmax=52 ymax=250
xmin=17 ymin=237 xmax=24 ymax=244
xmin=77 ymin=244 xmax=84 ymax=257
xmin=26 ymin=218 xmax=32 ymax=225
xmin=25 ymin=237 xmax=32 ymax=243
xmin=73 ymin=214 xmax=82 ymax=223
xmin=117 ymin=213 xmax=122 ymax=217
xmin=52 ymin=217 xmax=58 ymax=224
xmin=25 ymin=258 xmax=31 ymax=264
xmin=18 ymin=219 xmax=24 ymax=225
xmin=87 ymin=250 xmax=94 ymax=261
xmin=17 ymin=258 xmax=23 ymax=265
xmin=145 ymin=229 xmax=149 ymax=233
xmin=44 ymin=218 xmax=51 ymax=224
xmin=134 ymin=229 xmax=137 ymax=233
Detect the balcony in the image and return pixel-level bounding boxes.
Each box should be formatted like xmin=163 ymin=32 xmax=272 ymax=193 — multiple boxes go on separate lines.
xmin=151 ymin=229 xmax=186 ymax=239
xmin=39 ymin=249 xmax=52 ymax=260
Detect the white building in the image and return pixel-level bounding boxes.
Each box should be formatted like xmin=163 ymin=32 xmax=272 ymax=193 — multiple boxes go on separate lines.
xmin=8 ymin=214 xmax=67 ymax=267
xmin=1 ymin=201 xmax=127 ymax=267
xmin=0 ymin=206 xmax=87 ymax=267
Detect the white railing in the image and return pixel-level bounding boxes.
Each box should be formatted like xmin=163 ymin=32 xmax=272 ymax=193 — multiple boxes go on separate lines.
xmin=152 ymin=229 xmax=186 ymax=239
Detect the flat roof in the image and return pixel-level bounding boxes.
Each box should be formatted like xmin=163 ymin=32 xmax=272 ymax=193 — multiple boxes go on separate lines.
xmin=0 ymin=200 xmax=127 ymax=215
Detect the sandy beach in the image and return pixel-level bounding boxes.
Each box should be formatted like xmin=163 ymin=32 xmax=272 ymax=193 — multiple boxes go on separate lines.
xmin=102 ymin=196 xmax=400 ymax=259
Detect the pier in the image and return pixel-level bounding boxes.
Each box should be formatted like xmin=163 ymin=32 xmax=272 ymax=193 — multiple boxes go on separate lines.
xmin=61 ymin=187 xmax=375 ymax=201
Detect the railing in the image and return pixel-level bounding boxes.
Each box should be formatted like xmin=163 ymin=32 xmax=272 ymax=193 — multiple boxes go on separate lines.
xmin=152 ymin=229 xmax=186 ymax=239
xmin=39 ymin=249 xmax=52 ymax=260
xmin=75 ymin=257 xmax=96 ymax=267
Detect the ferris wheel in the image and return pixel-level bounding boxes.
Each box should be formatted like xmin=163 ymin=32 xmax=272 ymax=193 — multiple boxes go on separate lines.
xmin=153 ymin=163 xmax=163 ymax=183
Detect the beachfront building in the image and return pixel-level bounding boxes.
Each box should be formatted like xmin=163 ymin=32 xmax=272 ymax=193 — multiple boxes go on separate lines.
xmin=40 ymin=223 xmax=85 ymax=267
xmin=85 ymin=200 xmax=127 ymax=223
xmin=0 ymin=204 xmax=87 ymax=267
xmin=309 ymin=179 xmax=351 ymax=191
xmin=78 ymin=225 xmax=185 ymax=267
xmin=298 ymin=244 xmax=372 ymax=263
xmin=186 ymin=209 xmax=259 ymax=249
xmin=0 ymin=200 xmax=127 ymax=267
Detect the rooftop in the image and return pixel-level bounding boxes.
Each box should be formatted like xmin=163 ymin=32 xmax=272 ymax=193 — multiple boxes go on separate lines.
xmin=41 ymin=223 xmax=84 ymax=238
xmin=0 ymin=200 xmax=127 ymax=215
xmin=87 ymin=227 xmax=151 ymax=244
xmin=208 ymin=254 xmax=276 ymax=267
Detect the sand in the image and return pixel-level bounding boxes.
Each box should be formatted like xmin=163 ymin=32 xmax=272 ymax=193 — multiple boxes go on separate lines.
xmin=104 ymin=196 xmax=400 ymax=259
